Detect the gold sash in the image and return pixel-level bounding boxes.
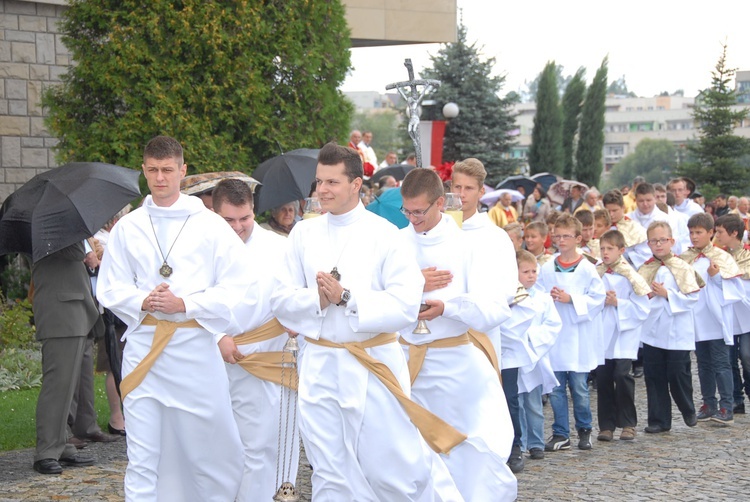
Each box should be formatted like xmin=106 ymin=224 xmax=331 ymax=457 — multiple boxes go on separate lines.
xmin=234 ymin=318 xmax=297 ymax=390
xmin=305 ymin=333 xmax=467 ymax=454
xmin=537 ymin=253 xmax=553 ymax=267
xmin=398 ymin=333 xmax=472 ymax=385
xmin=729 ymin=247 xmax=750 ymax=280
xmin=120 ymin=315 xmax=201 ymax=401
xmin=597 ymin=257 xmax=652 ymax=296
xmin=638 ymin=254 xmax=704 ymax=294
xmin=615 ymin=218 xmax=647 ymax=247
xmin=680 ymin=245 xmax=741 ymax=280
xmin=466 ymin=330 xmax=500 ymax=378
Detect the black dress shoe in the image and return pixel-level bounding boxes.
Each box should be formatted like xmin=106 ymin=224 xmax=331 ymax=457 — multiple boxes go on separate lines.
xmin=644 ymin=425 xmax=670 ymax=434
xmin=82 ymin=431 xmax=120 ymax=443
xmin=108 ymin=423 xmax=127 ymax=436
xmin=59 ymin=454 xmax=95 ymax=467
xmin=33 ymin=458 xmax=63 ymax=475
xmin=683 ymin=413 xmax=698 ymax=427
xmin=734 ymin=402 xmax=746 ymax=414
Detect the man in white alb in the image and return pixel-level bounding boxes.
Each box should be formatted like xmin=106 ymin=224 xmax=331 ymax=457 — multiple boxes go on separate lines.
xmin=271 ymin=142 xmax=462 ymax=501
xmin=97 ymin=136 xmax=250 ymax=502
xmin=211 ymin=179 xmax=299 ymax=502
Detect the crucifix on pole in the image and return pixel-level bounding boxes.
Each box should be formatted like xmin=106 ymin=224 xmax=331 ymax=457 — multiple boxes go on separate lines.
xmin=386 ymin=59 xmax=440 ymax=168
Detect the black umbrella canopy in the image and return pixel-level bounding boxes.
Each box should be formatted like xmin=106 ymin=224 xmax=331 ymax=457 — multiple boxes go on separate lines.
xmin=0 ymin=162 xmax=141 ymax=262
xmin=254 ymin=149 xmax=319 ymax=214
xmin=369 ymin=164 xmax=415 ymax=186
xmin=529 ymin=172 xmax=560 ymax=192
xmin=495 ymin=175 xmax=536 ymax=195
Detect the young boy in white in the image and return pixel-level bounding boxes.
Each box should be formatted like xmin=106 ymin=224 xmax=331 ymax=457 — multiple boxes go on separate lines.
xmin=638 ymin=221 xmax=701 ymax=433
xmin=603 ymin=189 xmax=650 ymax=269
xmin=539 ymin=214 xmax=606 ymax=452
xmin=595 ymin=230 xmax=651 ymax=441
xmin=514 ymin=250 xmax=562 ymax=460
xmin=679 ymin=212 xmax=743 ymax=425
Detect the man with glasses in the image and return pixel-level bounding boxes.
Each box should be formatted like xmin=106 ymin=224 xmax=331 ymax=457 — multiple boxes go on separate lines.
xmin=399 ymin=168 xmax=517 ymax=501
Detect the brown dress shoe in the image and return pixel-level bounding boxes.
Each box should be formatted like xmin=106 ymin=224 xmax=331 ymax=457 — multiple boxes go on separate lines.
xmin=620 ymin=426 xmax=636 ymax=440
xmin=67 ymin=436 xmax=88 ymax=449
xmin=596 ymin=430 xmax=613 ymax=442
xmin=81 ymin=431 xmax=120 ymax=443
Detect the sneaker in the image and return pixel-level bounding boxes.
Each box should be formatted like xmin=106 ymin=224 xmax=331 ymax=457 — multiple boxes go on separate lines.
xmin=734 ymin=402 xmax=746 ymax=414
xmin=528 ymin=448 xmax=545 ymax=460
xmin=696 ymin=404 xmax=716 ymax=422
xmin=577 ymin=429 xmax=592 ymax=450
xmin=619 ymin=426 xmax=636 ymax=441
xmin=596 ymin=430 xmax=614 ymax=442
xmin=544 ymin=435 xmax=571 ymax=451
xmin=507 ymin=445 xmax=525 ymax=473
xmin=710 ymin=408 xmax=734 ymax=425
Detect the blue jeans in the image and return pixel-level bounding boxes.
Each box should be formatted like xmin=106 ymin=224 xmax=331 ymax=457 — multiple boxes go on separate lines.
xmin=501 ymin=367 xmax=522 ymax=447
xmin=518 ymin=385 xmax=545 ymax=451
xmin=550 ymin=371 xmax=592 ymax=437
xmin=731 ymin=333 xmax=750 ymax=404
xmin=695 ymin=339 xmax=733 ymax=412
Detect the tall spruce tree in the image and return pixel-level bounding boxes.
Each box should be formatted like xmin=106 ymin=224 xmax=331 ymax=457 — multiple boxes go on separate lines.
xmin=420 ymin=23 xmax=519 ymax=186
xmin=44 ymin=1 xmax=352 ymax=174
xmin=576 ymin=58 xmax=608 ymax=187
xmin=528 ymin=61 xmax=563 ymax=176
xmin=677 ymin=44 xmax=750 ymax=194
xmin=561 ymin=68 xmax=586 ymax=179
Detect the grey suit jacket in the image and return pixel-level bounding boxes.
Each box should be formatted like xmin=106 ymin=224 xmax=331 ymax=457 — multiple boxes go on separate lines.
xmin=31 ymin=242 xmax=101 ymax=341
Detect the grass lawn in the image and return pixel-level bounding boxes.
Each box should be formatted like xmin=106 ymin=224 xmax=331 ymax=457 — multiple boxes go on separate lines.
xmin=0 ymin=372 xmax=112 ymax=451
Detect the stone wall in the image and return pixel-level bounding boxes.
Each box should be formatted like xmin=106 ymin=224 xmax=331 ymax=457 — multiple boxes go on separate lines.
xmin=0 ymin=0 xmax=68 ymax=202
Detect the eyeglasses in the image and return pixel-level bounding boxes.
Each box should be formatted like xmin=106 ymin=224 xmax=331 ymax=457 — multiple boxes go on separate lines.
xmin=551 ymin=234 xmax=576 ymax=241
xmin=400 ymin=200 xmax=436 ymax=217
xmin=647 ymin=238 xmax=671 ymax=245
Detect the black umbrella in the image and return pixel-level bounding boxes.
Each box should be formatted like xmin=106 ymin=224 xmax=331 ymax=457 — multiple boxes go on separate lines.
xmin=103 ymin=308 xmax=124 ymax=395
xmin=495 ymin=175 xmax=537 ymax=195
xmin=530 ymin=172 xmax=560 ymax=192
xmin=369 ymin=164 xmax=416 ymax=186
xmin=0 ymin=162 xmax=141 ymax=262
xmin=254 ymin=149 xmax=319 ymax=214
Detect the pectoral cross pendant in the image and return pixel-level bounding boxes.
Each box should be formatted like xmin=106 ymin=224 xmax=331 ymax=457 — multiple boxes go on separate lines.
xmin=160 ymin=262 xmax=173 ymax=278
xmin=330 ymin=267 xmax=341 ymax=281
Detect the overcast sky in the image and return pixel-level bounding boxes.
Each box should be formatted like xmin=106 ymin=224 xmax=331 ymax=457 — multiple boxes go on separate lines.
xmin=341 ymin=0 xmax=749 ymax=99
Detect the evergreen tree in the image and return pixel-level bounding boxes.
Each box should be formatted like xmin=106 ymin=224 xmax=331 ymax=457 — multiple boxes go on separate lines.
xmin=576 ymin=57 xmax=608 ymax=187
xmin=561 ymin=68 xmax=586 ymax=179
xmin=44 ymin=1 xmax=352 ymax=174
xmin=528 ymin=61 xmax=563 ymax=176
xmin=420 ymin=23 xmax=519 ymax=186
xmin=603 ymin=138 xmax=676 ymax=191
xmin=677 ymin=44 xmax=750 ymax=194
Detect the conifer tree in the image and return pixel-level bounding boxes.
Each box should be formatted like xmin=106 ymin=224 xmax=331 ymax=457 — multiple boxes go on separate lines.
xmin=528 ymin=61 xmax=563 ymax=176
xmin=561 ymin=68 xmax=586 ymax=179
xmin=576 ymin=58 xmax=608 ymax=187
xmin=677 ymin=44 xmax=750 ymax=194
xmin=44 ymin=0 xmax=353 ymax=173
xmin=420 ymin=23 xmax=519 ymax=186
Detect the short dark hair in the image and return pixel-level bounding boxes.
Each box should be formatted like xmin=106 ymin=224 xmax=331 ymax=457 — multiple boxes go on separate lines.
xmin=593 ymin=208 xmax=611 ymax=226
xmin=144 ymin=135 xmax=183 ymax=164
xmin=212 ymin=178 xmax=253 ymax=211
xmin=600 ymin=229 xmax=626 ymax=249
xmin=554 ymin=213 xmax=582 ymax=237
xmin=634 ymin=183 xmax=655 ymax=197
xmin=602 ymin=189 xmax=624 ymax=207
xmin=575 ymin=209 xmax=594 ymax=227
xmin=318 ymin=142 xmax=363 ymax=181
xmin=687 ymin=212 xmax=714 ymax=231
xmin=715 ymin=214 xmax=744 ymax=239
xmin=401 ymin=168 xmax=444 ymax=202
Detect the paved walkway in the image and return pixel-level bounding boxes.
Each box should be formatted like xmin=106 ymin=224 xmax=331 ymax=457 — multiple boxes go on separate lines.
xmin=2 ymin=363 xmax=750 ymax=501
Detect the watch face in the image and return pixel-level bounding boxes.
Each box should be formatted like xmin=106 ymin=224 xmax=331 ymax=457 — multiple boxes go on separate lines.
xmin=342 ymin=290 xmax=351 ymax=302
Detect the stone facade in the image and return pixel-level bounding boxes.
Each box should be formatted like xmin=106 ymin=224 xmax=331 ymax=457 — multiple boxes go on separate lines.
xmin=0 ymin=0 xmax=68 ymax=201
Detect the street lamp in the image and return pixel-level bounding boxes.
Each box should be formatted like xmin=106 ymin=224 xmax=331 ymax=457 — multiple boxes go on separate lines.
xmin=442 ymin=102 xmax=459 ymax=119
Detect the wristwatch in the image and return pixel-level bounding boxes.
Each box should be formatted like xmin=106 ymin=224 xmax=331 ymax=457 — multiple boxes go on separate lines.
xmin=337 ymin=288 xmax=351 ymax=306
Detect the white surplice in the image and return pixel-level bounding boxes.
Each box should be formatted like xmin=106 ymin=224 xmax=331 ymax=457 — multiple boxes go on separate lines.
xmin=688 ymin=254 xmax=743 ymax=345
xmin=271 ymin=203 xmax=461 ymax=502
xmin=97 ymin=194 xmax=249 ymax=502
xmin=539 ymin=257 xmax=607 ymax=371
xmin=462 ymin=211 xmax=518 ymax=366
xmin=400 ymin=214 xmax=517 ymax=502
xmin=638 ymin=266 xmax=699 ymax=350
xmin=516 ymin=284 xmax=562 ymax=395
xmin=600 ymin=272 xmax=651 ymax=359
xmin=628 ymin=206 xmax=685 ymax=256
xmin=220 ymin=224 xmax=300 ymax=502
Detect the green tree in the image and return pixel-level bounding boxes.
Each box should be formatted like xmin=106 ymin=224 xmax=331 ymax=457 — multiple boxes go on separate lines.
xmin=603 ymin=139 xmax=676 ymax=191
xmin=528 ymin=61 xmax=563 ymax=176
xmin=44 ymin=1 xmax=352 ymax=175
xmin=561 ymin=67 xmax=586 ymax=179
xmin=522 ymin=63 xmax=572 ymax=102
xmin=576 ymin=57 xmax=608 ymax=187
xmin=607 ymin=75 xmax=637 ymax=97
xmin=677 ymin=44 xmax=750 ymax=194
xmin=420 ymin=23 xmax=520 ymax=186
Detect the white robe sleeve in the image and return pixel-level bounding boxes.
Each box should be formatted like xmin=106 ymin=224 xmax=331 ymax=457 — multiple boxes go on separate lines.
xmin=705 ymin=274 xmax=744 ymax=344
xmin=615 ymin=290 xmax=651 ymax=333
xmin=568 ymin=268 xmax=606 ymax=324
xmin=527 ymin=296 xmax=563 ymax=360
xmin=664 ymin=287 xmax=699 ymax=314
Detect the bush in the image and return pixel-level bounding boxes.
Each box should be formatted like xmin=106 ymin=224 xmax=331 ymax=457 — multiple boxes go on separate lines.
xmin=0 ymin=297 xmax=36 ymax=349
xmin=0 ymin=254 xmax=31 ymax=302
xmin=0 ymin=348 xmax=42 ymax=392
